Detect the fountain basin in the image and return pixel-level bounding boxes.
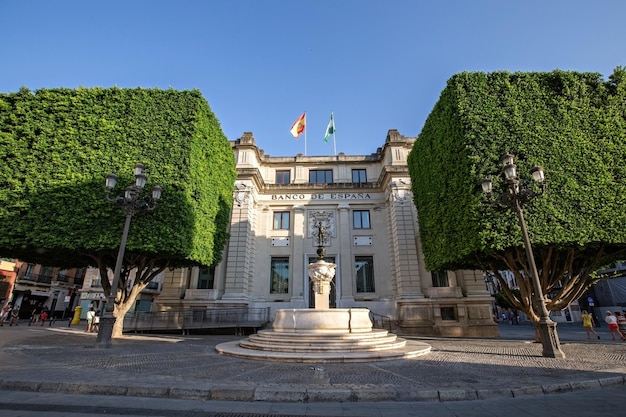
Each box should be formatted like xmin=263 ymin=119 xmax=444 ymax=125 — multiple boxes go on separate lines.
xmin=272 ymin=308 xmax=373 ymax=334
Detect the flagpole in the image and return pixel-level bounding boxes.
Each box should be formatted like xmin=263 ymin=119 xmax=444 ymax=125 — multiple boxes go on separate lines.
xmin=332 ymin=111 xmax=336 ymax=156
xmin=304 ymin=112 xmax=307 ymax=156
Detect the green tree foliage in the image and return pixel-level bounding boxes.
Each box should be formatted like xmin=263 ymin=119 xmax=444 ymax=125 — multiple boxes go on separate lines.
xmin=0 ymin=87 xmax=236 ymax=334
xmin=408 ymin=68 xmax=626 ymax=324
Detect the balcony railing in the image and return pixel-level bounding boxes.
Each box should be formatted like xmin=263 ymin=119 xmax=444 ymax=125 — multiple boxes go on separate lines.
xmin=20 ymin=273 xmax=53 ymax=284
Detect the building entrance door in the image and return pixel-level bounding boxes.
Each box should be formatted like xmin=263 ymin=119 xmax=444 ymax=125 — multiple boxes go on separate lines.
xmin=307 ymin=256 xmax=336 ymax=308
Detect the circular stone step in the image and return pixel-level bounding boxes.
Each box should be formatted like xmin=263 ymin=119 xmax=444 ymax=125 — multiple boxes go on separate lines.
xmin=216 ymin=339 xmax=431 ymax=363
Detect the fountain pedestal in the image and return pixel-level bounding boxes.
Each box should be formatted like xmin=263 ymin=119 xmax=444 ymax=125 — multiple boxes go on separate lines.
xmin=308 ymin=258 xmax=336 ymax=310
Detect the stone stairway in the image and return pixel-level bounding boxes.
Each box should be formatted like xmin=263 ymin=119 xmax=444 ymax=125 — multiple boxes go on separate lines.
xmin=216 ymin=308 xmax=432 ymax=363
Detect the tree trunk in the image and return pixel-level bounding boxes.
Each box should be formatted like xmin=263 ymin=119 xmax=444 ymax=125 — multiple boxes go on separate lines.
xmin=111 ymin=281 xmax=149 ymax=338
xmin=91 ymin=254 xmax=165 ymax=339
xmin=486 ymin=245 xmax=617 ymax=347
xmin=111 ymin=299 xmax=135 ymax=338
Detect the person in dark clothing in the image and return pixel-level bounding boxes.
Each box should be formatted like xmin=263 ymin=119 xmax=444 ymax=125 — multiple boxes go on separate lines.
xmin=29 ymin=304 xmax=43 ymax=325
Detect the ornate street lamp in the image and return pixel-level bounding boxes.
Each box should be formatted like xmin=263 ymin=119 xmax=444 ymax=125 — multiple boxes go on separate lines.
xmin=96 ymin=163 xmax=162 ymax=348
xmin=481 ymin=154 xmax=565 ymax=359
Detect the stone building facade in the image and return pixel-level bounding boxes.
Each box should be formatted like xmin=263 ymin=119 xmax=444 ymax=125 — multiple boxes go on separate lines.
xmin=155 ymin=130 xmax=498 ymax=337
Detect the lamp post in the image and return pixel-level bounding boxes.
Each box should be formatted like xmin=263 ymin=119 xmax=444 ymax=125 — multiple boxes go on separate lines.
xmin=96 ymin=163 xmax=162 ymax=348
xmin=481 ymin=154 xmax=565 ymax=359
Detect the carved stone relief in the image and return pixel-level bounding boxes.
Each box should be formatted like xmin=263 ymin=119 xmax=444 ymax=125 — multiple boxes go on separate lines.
xmin=308 ymin=210 xmax=335 ymax=246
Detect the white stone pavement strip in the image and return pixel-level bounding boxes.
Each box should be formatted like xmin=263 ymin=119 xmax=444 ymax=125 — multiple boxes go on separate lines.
xmin=0 ymin=325 xmax=625 ymax=402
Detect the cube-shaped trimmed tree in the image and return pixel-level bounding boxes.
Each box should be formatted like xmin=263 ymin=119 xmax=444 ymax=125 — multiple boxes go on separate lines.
xmin=0 ymin=87 xmax=236 ymax=335
xmin=408 ymin=68 xmax=626 ymax=325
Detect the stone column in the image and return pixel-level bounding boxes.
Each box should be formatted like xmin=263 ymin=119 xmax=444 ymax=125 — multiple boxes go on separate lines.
xmin=387 ymin=181 xmax=424 ymax=299
xmin=291 ymin=205 xmax=306 ymax=303
xmin=337 ymin=204 xmax=354 ymax=305
xmin=222 ymin=183 xmax=255 ymax=303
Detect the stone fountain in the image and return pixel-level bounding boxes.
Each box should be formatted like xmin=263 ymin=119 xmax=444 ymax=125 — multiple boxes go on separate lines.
xmin=216 ymin=223 xmax=431 ymax=363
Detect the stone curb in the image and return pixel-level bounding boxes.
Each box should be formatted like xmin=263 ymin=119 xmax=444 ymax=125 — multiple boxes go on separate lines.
xmin=0 ymin=375 xmax=624 ymax=402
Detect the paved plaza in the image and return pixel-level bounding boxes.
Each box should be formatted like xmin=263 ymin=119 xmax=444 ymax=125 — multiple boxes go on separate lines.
xmin=0 ymin=320 xmax=625 ymax=416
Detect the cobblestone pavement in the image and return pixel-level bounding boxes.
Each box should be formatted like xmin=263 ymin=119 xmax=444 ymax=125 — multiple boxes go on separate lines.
xmin=0 ymin=322 xmax=625 ymax=403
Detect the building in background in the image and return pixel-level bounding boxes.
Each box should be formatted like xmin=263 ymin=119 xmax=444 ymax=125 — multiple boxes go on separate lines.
xmin=7 ymin=263 xmax=163 ymax=320
xmin=0 ymin=259 xmax=18 ymax=305
xmin=155 ymin=130 xmax=498 ymax=337
xmin=10 ymin=263 xmax=84 ymax=319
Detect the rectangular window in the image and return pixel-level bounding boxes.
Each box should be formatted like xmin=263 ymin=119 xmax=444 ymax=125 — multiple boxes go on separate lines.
xmin=198 ymin=266 xmax=215 ymax=289
xmin=440 ymin=307 xmax=456 ymax=321
xmin=309 ymin=169 xmax=333 ymax=184
xmin=431 ymin=270 xmax=449 ymax=287
xmin=276 ymin=170 xmax=290 ymax=185
xmin=352 ymin=169 xmax=367 ymax=183
xmin=355 ymin=256 xmax=375 ymax=293
xmin=41 ymin=266 xmax=55 ymax=278
xmin=353 ymin=210 xmax=371 ymax=229
xmin=74 ymin=268 xmax=86 ymax=286
xmin=273 ymin=211 xmax=290 ymax=230
xmin=25 ymin=264 xmax=35 ymax=277
xmin=270 ymin=257 xmax=289 ymax=294
xmin=75 ymin=267 xmax=86 ymax=280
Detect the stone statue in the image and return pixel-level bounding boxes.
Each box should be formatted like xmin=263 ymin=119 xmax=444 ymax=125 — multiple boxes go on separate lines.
xmin=316 ymin=221 xmax=327 ymax=259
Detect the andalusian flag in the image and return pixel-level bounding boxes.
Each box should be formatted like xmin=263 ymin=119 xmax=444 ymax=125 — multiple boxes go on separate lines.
xmin=290 ymin=112 xmax=306 ymax=138
xmin=324 ymin=112 xmax=335 ymax=143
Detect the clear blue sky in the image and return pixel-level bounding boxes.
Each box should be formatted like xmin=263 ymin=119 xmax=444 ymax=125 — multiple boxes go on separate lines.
xmin=1 ymin=1 xmax=624 ymax=157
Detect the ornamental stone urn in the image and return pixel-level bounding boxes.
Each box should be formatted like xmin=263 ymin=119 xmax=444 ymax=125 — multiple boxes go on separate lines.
xmin=308 ymin=258 xmax=337 ymax=310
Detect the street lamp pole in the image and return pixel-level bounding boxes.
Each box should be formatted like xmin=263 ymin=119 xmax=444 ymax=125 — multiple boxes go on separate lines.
xmin=96 ymin=163 xmax=162 ymax=348
xmin=481 ymin=154 xmax=565 ymax=359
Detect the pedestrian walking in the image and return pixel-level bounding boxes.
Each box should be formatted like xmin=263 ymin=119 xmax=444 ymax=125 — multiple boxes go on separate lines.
xmin=29 ymin=304 xmax=43 ymax=325
xmin=615 ymin=311 xmax=626 ymax=335
xmin=85 ymin=306 xmax=95 ymax=332
xmin=0 ymin=303 xmax=12 ymax=326
xmin=592 ymin=313 xmax=601 ymax=327
xmin=604 ymin=311 xmax=626 ymax=341
xmin=9 ymin=305 xmax=20 ymax=326
xmin=40 ymin=309 xmax=48 ymax=326
xmin=581 ymin=310 xmax=600 ymax=339
xmin=92 ymin=311 xmax=100 ymax=333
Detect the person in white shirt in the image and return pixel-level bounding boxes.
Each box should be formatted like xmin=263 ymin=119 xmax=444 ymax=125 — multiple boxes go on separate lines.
xmin=92 ymin=311 xmax=100 ymax=332
xmin=604 ymin=311 xmax=626 ymax=341
xmin=85 ymin=307 xmax=95 ymax=333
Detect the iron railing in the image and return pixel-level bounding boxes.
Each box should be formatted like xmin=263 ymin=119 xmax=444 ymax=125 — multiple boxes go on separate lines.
xmin=123 ymin=307 xmax=271 ymax=335
xmin=20 ymin=273 xmax=53 ymax=284
xmin=369 ymin=310 xmax=393 ymax=332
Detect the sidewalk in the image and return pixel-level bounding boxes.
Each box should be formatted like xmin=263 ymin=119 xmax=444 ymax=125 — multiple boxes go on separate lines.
xmin=0 ymin=320 xmax=624 ymax=405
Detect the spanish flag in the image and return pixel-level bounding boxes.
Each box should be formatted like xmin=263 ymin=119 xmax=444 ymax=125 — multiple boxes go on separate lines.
xmin=290 ymin=112 xmax=306 ymax=138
